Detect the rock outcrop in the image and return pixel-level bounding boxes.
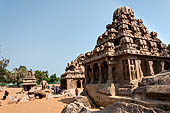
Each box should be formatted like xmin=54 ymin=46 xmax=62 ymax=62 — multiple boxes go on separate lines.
xmin=96 ymin=102 xmax=164 ymax=113
xmin=61 ymin=102 xmax=92 ymax=113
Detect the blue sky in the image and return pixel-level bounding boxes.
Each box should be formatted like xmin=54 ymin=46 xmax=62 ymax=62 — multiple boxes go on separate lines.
xmin=0 ymin=0 xmax=170 ymax=76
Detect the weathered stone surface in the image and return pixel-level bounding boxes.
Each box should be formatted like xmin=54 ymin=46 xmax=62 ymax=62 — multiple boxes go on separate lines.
xmin=22 ymin=70 xmax=36 ymax=91
xmin=97 ymin=83 xmax=115 ymax=96
xmin=34 ymin=90 xmax=46 ymax=98
xmin=146 ymin=85 xmax=170 ymax=97
xmin=82 ymin=6 xmax=170 ymax=109
xmin=7 ymin=96 xmax=18 ymax=104
xmin=19 ymin=94 xmax=29 ymax=102
xmin=28 ymin=86 xmax=37 ymax=94
xmin=139 ymin=71 xmax=170 ymax=86
xmin=86 ymin=84 xmax=116 ymax=107
xmin=61 ymin=54 xmax=85 ymax=90
xmin=134 ymin=71 xmax=170 ymax=102
xmin=96 ymin=102 xmax=164 ymax=113
xmin=61 ymin=102 xmax=92 ymax=113
xmin=74 ymin=96 xmax=92 ymax=108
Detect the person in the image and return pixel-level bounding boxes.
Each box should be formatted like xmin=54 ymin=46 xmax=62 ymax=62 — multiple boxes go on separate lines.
xmin=57 ymin=86 xmax=61 ymax=94
xmin=56 ymin=86 xmax=58 ymax=94
xmin=53 ymin=86 xmax=56 ymax=94
xmin=2 ymin=90 xmax=9 ymax=100
xmin=51 ymin=85 xmax=54 ymax=93
xmin=75 ymin=88 xmax=78 ymax=96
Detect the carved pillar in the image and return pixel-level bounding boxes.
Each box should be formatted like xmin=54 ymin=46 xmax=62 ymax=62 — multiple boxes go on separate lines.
xmin=107 ymin=60 xmax=113 ymax=83
xmin=98 ymin=63 xmax=102 ymax=84
xmin=147 ymin=61 xmax=154 ymax=76
xmin=80 ymin=80 xmax=83 ymax=88
xmin=138 ymin=60 xmax=143 ymax=79
xmin=161 ymin=61 xmax=165 ymax=72
xmin=90 ymin=64 xmax=94 ymax=84
xmin=128 ymin=59 xmax=132 ymax=82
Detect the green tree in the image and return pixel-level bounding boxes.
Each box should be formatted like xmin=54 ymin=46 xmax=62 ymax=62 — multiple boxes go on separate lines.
xmin=56 ymin=77 xmax=60 ymax=83
xmin=34 ymin=70 xmax=49 ymax=84
xmin=13 ymin=65 xmax=27 ymax=86
xmin=4 ymin=71 xmax=14 ymax=83
xmin=0 ymin=57 xmax=10 ymax=84
xmin=49 ymin=74 xmax=57 ymax=83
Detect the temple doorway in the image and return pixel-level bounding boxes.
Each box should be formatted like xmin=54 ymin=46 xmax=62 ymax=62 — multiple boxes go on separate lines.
xmin=77 ymin=80 xmax=81 ymax=88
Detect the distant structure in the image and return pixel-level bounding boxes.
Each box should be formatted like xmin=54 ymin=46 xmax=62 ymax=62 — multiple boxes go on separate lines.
xmin=83 ymin=6 xmax=170 ymax=106
xmin=60 ymin=54 xmax=85 ymax=90
xmin=22 ymin=70 xmax=36 ymax=91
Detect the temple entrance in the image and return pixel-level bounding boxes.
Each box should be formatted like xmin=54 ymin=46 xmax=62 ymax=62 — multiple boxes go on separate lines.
xmin=122 ymin=59 xmax=130 ymax=80
xmin=153 ymin=60 xmax=160 ymax=74
xmin=141 ymin=59 xmax=147 ymax=76
xmin=61 ymin=79 xmax=67 ymax=89
xmin=112 ymin=67 xmax=116 ymax=82
xmin=101 ymin=61 xmax=108 ymax=83
xmin=93 ymin=63 xmax=99 ymax=84
xmin=24 ymin=85 xmax=31 ymax=91
xmin=165 ymin=61 xmax=170 ymax=70
xmin=87 ymin=65 xmax=92 ymax=84
xmin=77 ymin=80 xmax=81 ymax=88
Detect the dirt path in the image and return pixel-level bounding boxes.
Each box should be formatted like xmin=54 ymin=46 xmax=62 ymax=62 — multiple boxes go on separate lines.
xmin=0 ymin=87 xmax=68 ymax=113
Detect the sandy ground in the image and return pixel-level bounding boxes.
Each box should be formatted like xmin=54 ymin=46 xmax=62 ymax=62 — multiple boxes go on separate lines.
xmin=0 ymin=87 xmax=71 ymax=113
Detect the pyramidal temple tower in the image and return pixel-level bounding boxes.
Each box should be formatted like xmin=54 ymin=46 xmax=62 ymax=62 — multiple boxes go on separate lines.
xmin=60 ymin=54 xmax=85 ymax=90
xmin=84 ymin=6 xmax=170 ymax=104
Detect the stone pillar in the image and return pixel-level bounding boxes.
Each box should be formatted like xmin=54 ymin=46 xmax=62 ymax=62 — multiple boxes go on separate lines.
xmin=107 ymin=63 xmax=114 ymax=83
xmin=128 ymin=59 xmax=132 ymax=82
xmin=161 ymin=61 xmax=165 ymax=72
xmin=137 ymin=60 xmax=143 ymax=79
xmin=135 ymin=60 xmax=139 ymax=79
xmin=90 ymin=65 xmax=94 ymax=84
xmin=98 ymin=63 xmax=103 ymax=84
xmin=147 ymin=61 xmax=154 ymax=76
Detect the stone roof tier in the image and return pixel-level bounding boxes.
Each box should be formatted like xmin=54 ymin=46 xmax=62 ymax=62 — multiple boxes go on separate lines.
xmin=84 ymin=6 xmax=170 ymax=63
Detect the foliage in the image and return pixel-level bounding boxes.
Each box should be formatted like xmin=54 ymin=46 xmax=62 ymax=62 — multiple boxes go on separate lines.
xmin=13 ymin=65 xmax=27 ymax=86
xmin=34 ymin=70 xmax=49 ymax=84
xmin=34 ymin=70 xmax=60 ymax=84
xmin=49 ymin=74 xmax=60 ymax=83
xmin=0 ymin=57 xmax=60 ymax=85
xmin=0 ymin=57 xmax=10 ymax=83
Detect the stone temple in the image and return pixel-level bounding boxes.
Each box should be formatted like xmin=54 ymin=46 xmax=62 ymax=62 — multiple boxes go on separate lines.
xmin=60 ymin=54 xmax=85 ymax=90
xmin=22 ymin=70 xmax=36 ymax=91
xmin=83 ymin=6 xmax=170 ymax=106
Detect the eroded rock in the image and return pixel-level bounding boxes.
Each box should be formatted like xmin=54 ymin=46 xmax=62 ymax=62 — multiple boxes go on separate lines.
xmin=96 ymin=102 xmax=164 ymax=113
xmin=61 ymin=102 xmax=92 ymax=113
xmin=74 ymin=96 xmax=92 ymax=108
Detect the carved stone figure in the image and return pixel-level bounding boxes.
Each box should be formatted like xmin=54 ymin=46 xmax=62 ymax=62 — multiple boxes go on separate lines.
xmin=41 ymin=80 xmax=47 ymax=90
